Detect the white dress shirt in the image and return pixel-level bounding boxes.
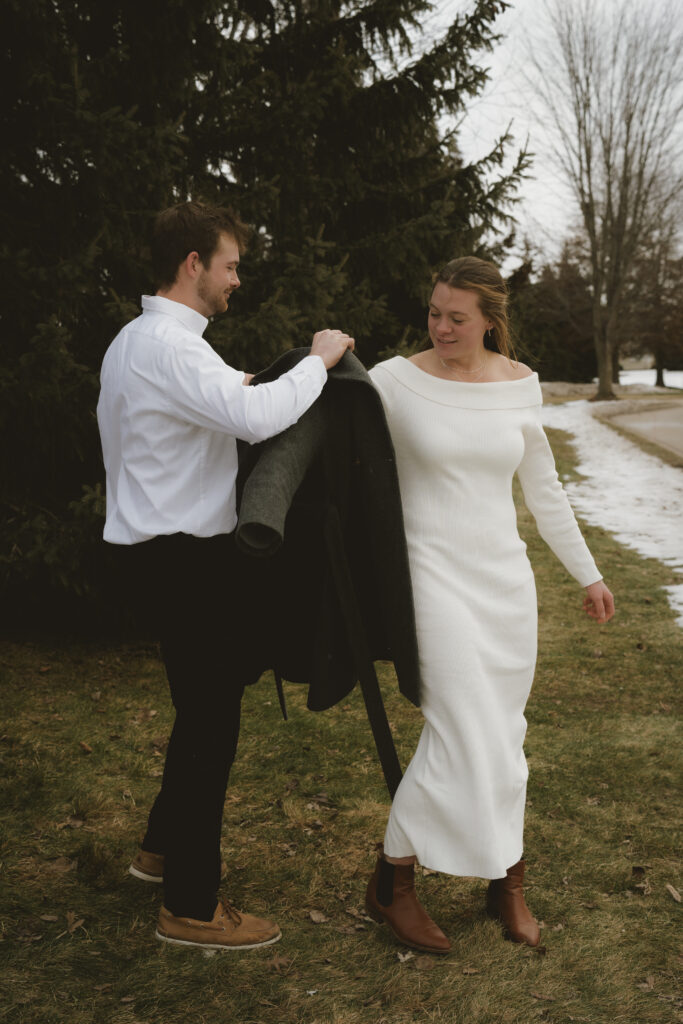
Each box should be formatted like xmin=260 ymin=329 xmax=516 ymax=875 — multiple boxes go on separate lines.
xmin=97 ymin=295 xmax=327 ymax=544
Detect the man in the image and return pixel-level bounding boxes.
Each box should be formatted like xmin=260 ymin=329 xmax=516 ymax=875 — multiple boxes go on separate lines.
xmin=97 ymin=201 xmax=354 ymax=952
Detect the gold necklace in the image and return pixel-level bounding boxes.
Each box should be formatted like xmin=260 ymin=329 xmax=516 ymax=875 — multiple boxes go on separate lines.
xmin=439 ymin=354 xmax=487 ymax=382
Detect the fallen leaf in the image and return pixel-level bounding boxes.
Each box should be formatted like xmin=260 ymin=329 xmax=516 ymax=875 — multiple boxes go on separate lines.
xmin=46 ymin=857 xmax=77 ymax=874
xmin=39 ymin=665 xmax=51 ymax=673
xmin=306 ymin=990 xmax=318 ymax=996
xmin=94 ymin=984 xmax=112 ymax=992
xmin=415 ymin=955 xmax=435 ymax=971
xmin=79 ymin=741 xmax=93 ymax=754
xmin=40 ymin=915 xmax=59 ymax=922
xmin=421 ymin=867 xmax=438 ymax=876
xmin=665 ymin=884 xmax=681 ymax=902
xmin=120 ymin=995 xmax=135 ymax=1003
xmin=91 ymin=691 xmax=102 ymax=702
xmin=551 ymin=923 xmax=565 ymax=932
xmin=132 ymin=708 xmax=158 ymax=724
xmin=267 ymin=954 xmax=292 ymax=974
xmin=397 ymin=950 xmax=415 ymax=963
xmin=462 ymin=966 xmax=479 ymax=975
xmin=637 ymin=976 xmax=655 ymax=991
xmin=66 ymin=911 xmax=85 ymax=933
xmin=308 ymin=909 xmax=328 ymax=924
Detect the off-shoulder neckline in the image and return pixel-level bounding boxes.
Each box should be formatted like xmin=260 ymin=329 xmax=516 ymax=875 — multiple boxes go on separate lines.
xmin=399 ymin=356 xmax=537 ymax=386
xmin=372 ymin=357 xmax=543 ymax=410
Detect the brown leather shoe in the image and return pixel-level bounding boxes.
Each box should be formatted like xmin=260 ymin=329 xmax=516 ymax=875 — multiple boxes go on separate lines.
xmin=156 ymin=900 xmax=281 ymax=951
xmin=129 ymin=849 xmax=164 ymax=883
xmin=128 ymin=849 xmax=228 ymax=884
xmin=486 ymin=859 xmax=540 ymax=946
xmin=365 ymin=847 xmax=450 ymax=954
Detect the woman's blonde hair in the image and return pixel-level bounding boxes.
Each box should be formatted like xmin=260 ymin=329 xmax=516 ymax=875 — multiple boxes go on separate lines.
xmin=434 ymin=256 xmax=516 ymax=361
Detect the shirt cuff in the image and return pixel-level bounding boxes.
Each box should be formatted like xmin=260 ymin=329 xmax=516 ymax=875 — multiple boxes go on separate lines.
xmin=298 ymin=353 xmax=328 ymax=383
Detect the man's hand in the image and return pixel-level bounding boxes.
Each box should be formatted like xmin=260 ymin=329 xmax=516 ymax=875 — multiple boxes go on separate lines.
xmin=242 ymin=373 xmax=254 ymax=385
xmin=583 ymin=580 xmax=615 ymax=623
xmin=311 ymin=329 xmax=355 ymax=369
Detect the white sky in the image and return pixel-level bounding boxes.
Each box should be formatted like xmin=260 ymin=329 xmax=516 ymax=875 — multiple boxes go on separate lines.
xmin=418 ymin=0 xmax=580 ymax=265
xmin=421 ymin=0 xmax=683 ymax=268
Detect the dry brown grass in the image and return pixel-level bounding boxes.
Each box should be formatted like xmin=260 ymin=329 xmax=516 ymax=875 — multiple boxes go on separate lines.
xmin=1 ymin=429 xmax=681 ymax=1023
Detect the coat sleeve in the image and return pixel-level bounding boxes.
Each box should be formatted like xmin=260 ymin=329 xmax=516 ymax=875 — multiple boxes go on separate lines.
xmin=236 ymin=401 xmax=326 ymax=556
xmin=516 ymin=406 xmax=602 ymax=587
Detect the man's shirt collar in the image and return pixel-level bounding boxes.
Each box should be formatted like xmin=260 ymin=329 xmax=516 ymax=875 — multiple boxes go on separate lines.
xmin=142 ymin=294 xmax=209 ymax=337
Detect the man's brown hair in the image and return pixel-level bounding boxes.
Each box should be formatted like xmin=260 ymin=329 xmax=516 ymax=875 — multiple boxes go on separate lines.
xmin=151 ymin=201 xmax=250 ymax=289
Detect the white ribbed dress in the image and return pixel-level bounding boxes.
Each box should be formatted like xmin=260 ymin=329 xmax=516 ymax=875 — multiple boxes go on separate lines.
xmin=369 ymin=358 xmax=602 ymax=879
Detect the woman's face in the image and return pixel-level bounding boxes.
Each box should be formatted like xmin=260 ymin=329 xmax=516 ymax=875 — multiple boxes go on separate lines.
xmin=428 ymin=283 xmax=492 ymax=358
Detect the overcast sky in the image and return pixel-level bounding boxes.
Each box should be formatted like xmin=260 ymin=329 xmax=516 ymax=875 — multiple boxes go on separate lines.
xmin=421 ymin=0 xmax=580 ymax=268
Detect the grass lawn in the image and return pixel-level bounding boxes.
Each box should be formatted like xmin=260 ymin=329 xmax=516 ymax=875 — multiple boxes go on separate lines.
xmin=1 ymin=429 xmax=681 ymax=1024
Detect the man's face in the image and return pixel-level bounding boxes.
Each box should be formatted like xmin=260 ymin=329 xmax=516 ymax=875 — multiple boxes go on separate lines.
xmin=196 ymin=233 xmax=241 ymax=317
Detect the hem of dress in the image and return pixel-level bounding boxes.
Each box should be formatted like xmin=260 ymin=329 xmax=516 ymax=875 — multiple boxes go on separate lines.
xmin=383 ymin=842 xmax=524 ymax=881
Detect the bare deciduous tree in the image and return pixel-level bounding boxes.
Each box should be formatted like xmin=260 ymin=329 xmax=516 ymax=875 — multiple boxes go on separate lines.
xmin=527 ymin=0 xmax=683 ymax=398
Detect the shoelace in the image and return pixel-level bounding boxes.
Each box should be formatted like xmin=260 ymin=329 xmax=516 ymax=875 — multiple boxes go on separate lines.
xmin=219 ymin=900 xmax=243 ymax=927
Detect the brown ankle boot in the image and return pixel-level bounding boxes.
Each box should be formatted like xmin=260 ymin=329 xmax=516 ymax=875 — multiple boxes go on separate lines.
xmin=365 ymin=847 xmax=450 ymax=954
xmin=486 ymin=859 xmax=540 ymax=946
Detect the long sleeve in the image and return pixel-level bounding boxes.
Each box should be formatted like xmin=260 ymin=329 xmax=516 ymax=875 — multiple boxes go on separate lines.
xmin=161 ymin=343 xmax=327 ymax=444
xmin=516 ymin=406 xmax=602 ymax=587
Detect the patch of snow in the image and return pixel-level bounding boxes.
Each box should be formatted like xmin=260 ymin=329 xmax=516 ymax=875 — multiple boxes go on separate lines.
xmin=619 ymin=368 xmax=683 ymax=390
xmin=541 ymin=399 xmax=683 ymax=627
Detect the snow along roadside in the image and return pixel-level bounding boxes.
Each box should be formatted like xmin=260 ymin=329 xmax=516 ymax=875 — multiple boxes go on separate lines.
xmin=541 ymin=399 xmax=683 ymax=627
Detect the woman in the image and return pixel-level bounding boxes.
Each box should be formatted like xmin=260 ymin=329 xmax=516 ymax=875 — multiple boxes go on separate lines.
xmin=365 ymin=256 xmax=614 ymax=954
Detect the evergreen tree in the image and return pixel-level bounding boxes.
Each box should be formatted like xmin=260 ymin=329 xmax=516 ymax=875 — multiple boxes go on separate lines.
xmin=1 ymin=0 xmax=527 ymax=625
xmin=509 ymin=242 xmax=596 ymax=382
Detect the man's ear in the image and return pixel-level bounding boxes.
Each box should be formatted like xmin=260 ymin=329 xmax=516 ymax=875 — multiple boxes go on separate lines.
xmin=182 ymin=250 xmax=202 ymax=280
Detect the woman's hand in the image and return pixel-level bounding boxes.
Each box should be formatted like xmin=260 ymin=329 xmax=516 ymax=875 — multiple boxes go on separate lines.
xmin=583 ymin=580 xmax=615 ymax=623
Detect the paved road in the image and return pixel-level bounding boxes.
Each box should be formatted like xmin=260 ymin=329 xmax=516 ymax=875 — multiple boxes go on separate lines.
xmin=609 ymin=403 xmax=683 ymax=459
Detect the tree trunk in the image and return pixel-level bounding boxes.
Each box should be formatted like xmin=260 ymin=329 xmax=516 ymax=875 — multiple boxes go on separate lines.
xmin=655 ymin=343 xmax=665 ymax=387
xmin=592 ymin=303 xmax=616 ymax=400
xmin=611 ymin=343 xmax=620 ymax=385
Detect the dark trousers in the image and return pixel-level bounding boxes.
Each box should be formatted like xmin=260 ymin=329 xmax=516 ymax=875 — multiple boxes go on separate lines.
xmin=119 ymin=532 xmax=259 ymax=920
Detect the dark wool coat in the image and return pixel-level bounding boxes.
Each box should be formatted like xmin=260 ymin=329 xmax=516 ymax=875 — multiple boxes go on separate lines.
xmin=236 ymin=348 xmax=421 ymax=714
